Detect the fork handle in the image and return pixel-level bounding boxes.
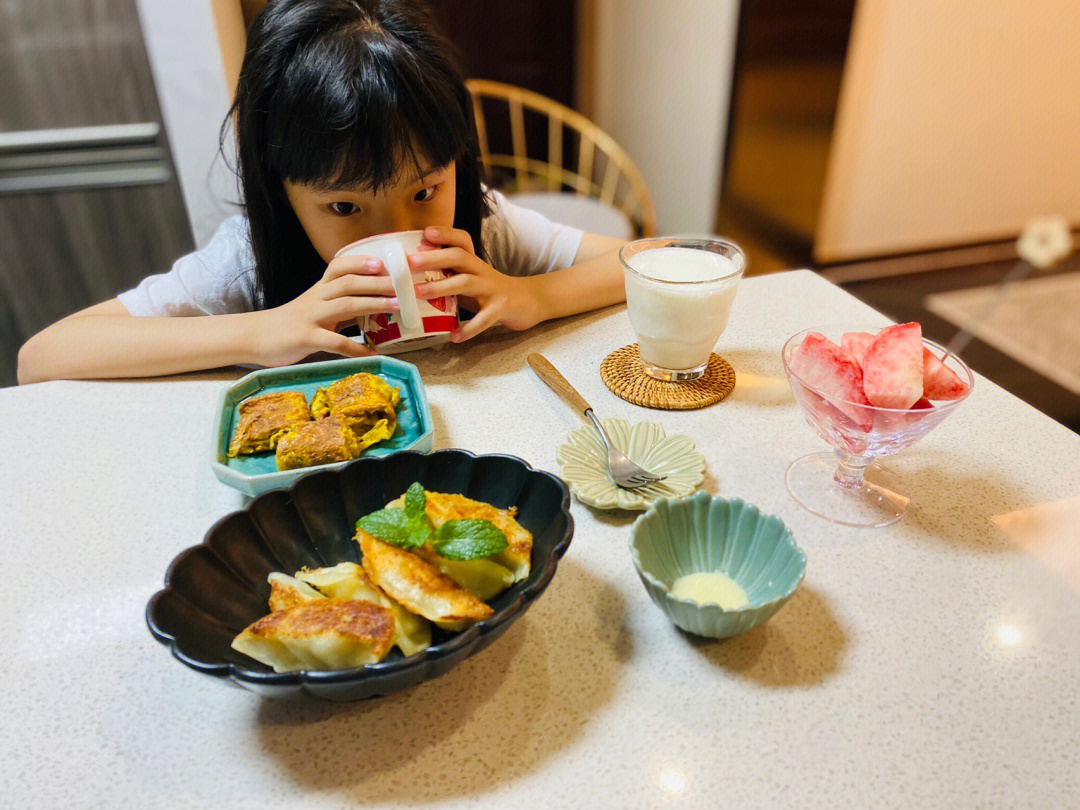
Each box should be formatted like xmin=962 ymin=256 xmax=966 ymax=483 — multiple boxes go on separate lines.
xmin=584 ymin=408 xmax=614 ymax=446
xmin=527 ymin=353 xmax=592 ymax=415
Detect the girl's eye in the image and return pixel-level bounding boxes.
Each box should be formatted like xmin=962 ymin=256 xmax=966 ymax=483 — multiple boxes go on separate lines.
xmin=414 ymin=185 xmax=439 ymax=203
xmin=329 ymin=202 xmax=360 ymax=216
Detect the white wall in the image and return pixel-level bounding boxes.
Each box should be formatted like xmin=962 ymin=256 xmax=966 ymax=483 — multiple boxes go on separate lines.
xmin=817 ymin=0 xmax=1080 ymax=261
xmin=135 ymin=0 xmax=237 ymax=248
xmin=592 ymin=0 xmax=739 ymax=235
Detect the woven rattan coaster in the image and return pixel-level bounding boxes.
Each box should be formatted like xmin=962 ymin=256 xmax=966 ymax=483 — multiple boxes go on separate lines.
xmin=600 ymin=344 xmax=736 ymax=410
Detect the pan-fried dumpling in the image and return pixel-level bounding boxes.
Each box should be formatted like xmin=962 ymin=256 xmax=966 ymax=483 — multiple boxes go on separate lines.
xmin=388 ymin=490 xmax=533 ymax=582
xmin=294 ymin=563 xmax=432 ymax=656
xmin=412 ymin=547 xmax=515 ymax=601
xmin=294 ymin=562 xmax=383 ymax=601
xmin=267 ymin=572 xmax=325 ymax=611
xmin=231 ymin=598 xmax=396 ymax=672
xmin=357 ymin=529 xmax=494 ymax=632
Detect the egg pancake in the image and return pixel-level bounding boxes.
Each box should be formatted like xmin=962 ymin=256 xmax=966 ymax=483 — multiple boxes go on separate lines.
xmin=387 ymin=491 xmax=533 ymax=582
xmin=231 ymin=598 xmax=396 ymax=672
xmin=311 ymin=372 xmax=400 ymax=433
xmin=354 ymin=418 xmax=394 ymax=450
xmin=275 ymin=414 xmax=364 ymax=471
xmin=357 ymin=530 xmax=494 ymax=631
xmin=227 ymin=390 xmax=311 ymax=456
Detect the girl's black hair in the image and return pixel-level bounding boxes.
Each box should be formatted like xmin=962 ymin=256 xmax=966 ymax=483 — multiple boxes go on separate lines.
xmin=229 ymin=0 xmax=489 ymax=309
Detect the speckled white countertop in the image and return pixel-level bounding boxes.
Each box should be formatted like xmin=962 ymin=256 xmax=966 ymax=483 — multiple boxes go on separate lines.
xmin=3 ymin=270 xmax=1079 ymax=809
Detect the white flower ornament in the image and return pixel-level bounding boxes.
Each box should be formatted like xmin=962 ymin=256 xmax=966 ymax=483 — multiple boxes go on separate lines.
xmin=1016 ymin=216 xmax=1073 ymax=269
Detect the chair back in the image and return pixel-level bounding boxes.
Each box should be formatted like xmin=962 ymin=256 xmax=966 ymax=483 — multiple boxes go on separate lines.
xmin=466 ymin=79 xmax=656 ymax=238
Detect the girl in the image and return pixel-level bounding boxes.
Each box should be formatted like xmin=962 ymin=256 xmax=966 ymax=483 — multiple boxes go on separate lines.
xmin=17 ymin=0 xmax=627 ymax=385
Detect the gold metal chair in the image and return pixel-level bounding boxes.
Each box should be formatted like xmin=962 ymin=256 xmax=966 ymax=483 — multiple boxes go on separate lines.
xmin=466 ymin=79 xmax=657 ymax=238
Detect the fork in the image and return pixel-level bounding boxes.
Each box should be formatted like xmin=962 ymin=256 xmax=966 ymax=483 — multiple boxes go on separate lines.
xmin=528 ymin=353 xmax=666 ymax=490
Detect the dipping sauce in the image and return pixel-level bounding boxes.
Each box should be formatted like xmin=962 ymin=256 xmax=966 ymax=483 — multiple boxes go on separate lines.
xmin=670 ymin=571 xmax=749 ymax=610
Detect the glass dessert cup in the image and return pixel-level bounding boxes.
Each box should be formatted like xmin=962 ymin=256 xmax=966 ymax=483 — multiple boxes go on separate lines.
xmin=781 ymin=328 xmax=974 ymax=528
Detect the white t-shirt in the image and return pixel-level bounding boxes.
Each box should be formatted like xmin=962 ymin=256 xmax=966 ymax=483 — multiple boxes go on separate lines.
xmin=117 ymin=191 xmax=584 ymax=317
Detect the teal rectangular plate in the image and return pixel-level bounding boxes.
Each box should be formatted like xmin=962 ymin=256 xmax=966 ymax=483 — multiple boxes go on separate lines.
xmin=210 ymin=356 xmax=434 ymax=497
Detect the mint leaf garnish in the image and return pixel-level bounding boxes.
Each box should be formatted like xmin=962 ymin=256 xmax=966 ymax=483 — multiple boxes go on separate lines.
xmin=358 ymin=483 xmax=435 ymax=549
xmin=357 ymin=508 xmax=429 ymax=549
xmin=404 ymin=482 xmax=426 ymax=521
xmin=360 ymin=486 xmax=505 ymax=559
xmin=406 ymin=521 xmax=433 ymax=549
xmin=431 ymin=519 xmax=508 ymax=560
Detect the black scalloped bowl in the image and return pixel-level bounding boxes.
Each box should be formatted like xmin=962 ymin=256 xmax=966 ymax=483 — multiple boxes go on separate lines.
xmin=147 ymin=450 xmax=573 ymax=700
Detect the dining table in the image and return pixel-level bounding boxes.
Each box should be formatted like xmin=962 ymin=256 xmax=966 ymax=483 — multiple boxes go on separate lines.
xmin=3 ymin=269 xmax=1079 ymax=809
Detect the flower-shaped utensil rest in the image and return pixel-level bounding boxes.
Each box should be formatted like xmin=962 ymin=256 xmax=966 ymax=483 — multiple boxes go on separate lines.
xmin=556 ymin=418 xmax=705 ymax=510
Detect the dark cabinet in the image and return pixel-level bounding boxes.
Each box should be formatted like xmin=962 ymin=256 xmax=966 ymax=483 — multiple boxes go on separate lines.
xmin=432 ymin=0 xmax=578 ymax=109
xmin=0 ymin=0 xmax=193 ymax=386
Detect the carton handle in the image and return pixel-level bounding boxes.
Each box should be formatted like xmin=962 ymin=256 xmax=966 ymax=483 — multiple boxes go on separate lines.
xmin=384 ymin=241 xmax=421 ymax=330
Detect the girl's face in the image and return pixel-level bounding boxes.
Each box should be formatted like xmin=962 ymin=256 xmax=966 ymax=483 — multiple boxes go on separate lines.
xmin=284 ymin=161 xmax=457 ymax=262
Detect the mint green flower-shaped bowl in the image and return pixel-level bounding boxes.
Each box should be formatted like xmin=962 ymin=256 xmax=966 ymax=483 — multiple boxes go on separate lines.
xmin=629 ymin=493 xmax=806 ymax=638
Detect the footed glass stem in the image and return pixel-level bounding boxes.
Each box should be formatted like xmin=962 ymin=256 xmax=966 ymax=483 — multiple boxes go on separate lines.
xmin=785 ymin=451 xmax=909 ymax=528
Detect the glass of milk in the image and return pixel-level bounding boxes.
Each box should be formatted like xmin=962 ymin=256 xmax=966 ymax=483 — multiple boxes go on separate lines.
xmin=619 ymin=238 xmax=745 ymax=381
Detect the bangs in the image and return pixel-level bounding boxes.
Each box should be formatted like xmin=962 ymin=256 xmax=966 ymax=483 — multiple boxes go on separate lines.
xmin=265 ymin=22 xmax=470 ymax=191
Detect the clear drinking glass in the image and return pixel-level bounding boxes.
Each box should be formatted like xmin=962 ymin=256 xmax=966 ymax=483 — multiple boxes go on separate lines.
xmin=619 ymin=238 xmax=745 ymax=381
xmin=781 ymin=327 xmax=974 ymax=528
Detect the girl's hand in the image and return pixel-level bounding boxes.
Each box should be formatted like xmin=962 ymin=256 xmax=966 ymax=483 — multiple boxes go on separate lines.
xmin=410 ymin=225 xmax=542 ymax=342
xmin=253 ymin=255 xmax=399 ymax=366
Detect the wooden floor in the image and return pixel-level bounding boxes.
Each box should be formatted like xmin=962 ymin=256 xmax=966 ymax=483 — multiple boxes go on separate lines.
xmin=722 ymin=218 xmax=795 ymax=277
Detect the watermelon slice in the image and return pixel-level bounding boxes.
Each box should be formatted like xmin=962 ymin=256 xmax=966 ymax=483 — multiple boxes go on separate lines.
xmin=922 ymin=348 xmax=970 ymax=400
xmin=790 ymin=332 xmax=874 ymax=431
xmin=862 ymin=322 xmax=924 ymax=409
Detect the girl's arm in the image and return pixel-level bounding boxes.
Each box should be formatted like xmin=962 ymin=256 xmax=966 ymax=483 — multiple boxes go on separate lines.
xmin=526 ymin=232 xmax=627 ymax=324
xmin=573 ymin=232 xmax=627 ymax=263
xmin=18 ymin=299 xmax=271 ymax=384
xmin=17 ymin=255 xmax=398 ymax=384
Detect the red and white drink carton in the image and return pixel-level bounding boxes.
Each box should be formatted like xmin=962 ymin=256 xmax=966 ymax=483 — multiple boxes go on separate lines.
xmin=335 ymin=230 xmax=458 ymax=354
